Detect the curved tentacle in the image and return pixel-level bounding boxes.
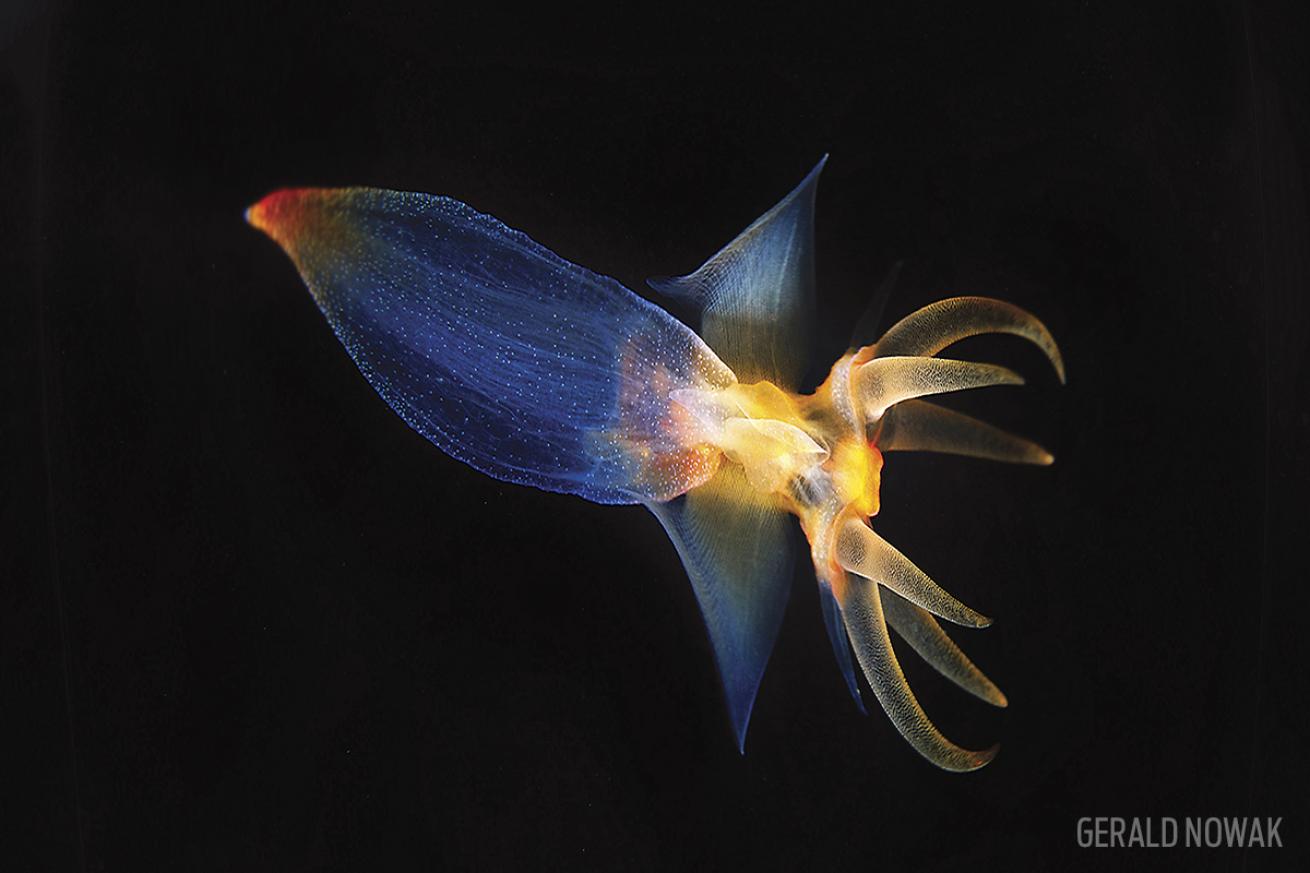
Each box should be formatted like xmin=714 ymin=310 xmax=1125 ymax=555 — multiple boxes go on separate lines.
xmin=881 ymin=588 xmax=1007 ymax=707
xmin=854 ymin=356 xmax=1024 ymax=422
xmin=877 ymin=399 xmax=1054 ymax=465
xmin=837 ymin=574 xmax=999 ymax=772
xmin=873 ymin=296 xmax=1065 ymax=383
xmin=834 ymin=519 xmax=991 ymax=628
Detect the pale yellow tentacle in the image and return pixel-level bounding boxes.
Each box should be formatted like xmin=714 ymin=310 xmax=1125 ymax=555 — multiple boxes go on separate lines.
xmin=877 ymin=399 xmax=1054 ymax=465
xmin=834 ymin=519 xmax=991 ymax=628
xmin=854 ymin=356 xmax=1023 ymax=421
xmin=838 ymin=574 xmax=999 ymax=772
xmin=873 ymin=296 xmax=1065 ymax=383
xmin=881 ymin=588 xmax=1007 ymax=707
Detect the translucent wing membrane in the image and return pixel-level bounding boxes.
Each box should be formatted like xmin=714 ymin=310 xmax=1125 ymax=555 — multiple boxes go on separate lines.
xmin=647 ymin=465 xmax=796 ymax=751
xmin=648 ymin=157 xmax=825 ymax=390
xmin=819 ymin=583 xmax=867 ymax=713
xmin=848 ymin=260 xmax=902 ymax=351
xmin=247 ymin=188 xmax=734 ymax=505
xmin=642 ymin=160 xmax=834 ymax=746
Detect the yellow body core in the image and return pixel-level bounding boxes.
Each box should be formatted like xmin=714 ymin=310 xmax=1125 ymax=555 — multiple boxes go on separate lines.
xmin=831 ymin=439 xmax=882 ymax=518
xmin=686 ymin=375 xmax=883 ymax=529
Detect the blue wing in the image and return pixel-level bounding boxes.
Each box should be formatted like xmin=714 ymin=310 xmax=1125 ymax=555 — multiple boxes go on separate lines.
xmin=647 ymin=465 xmax=796 ymax=752
xmin=642 ymin=160 xmax=827 ymax=746
xmin=648 ymin=156 xmax=825 ymax=390
xmin=819 ymin=583 xmax=867 ymax=714
xmin=247 ymin=187 xmax=735 ymax=505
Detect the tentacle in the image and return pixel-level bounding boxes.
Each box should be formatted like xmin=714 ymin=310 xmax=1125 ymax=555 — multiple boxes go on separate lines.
xmin=873 ymin=296 xmax=1065 ymax=383
xmin=880 ymin=588 xmax=1007 ymax=707
xmin=877 ymin=399 xmax=1054 ymax=465
xmin=837 ymin=574 xmax=999 ymax=771
xmin=855 ymin=356 xmax=1024 ymax=421
xmin=834 ymin=519 xmax=991 ymax=628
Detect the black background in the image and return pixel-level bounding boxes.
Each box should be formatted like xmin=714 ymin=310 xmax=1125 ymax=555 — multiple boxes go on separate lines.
xmin=7 ymin=1 xmax=1309 ymax=870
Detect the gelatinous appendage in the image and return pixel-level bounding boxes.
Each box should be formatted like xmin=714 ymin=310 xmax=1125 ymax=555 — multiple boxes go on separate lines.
xmin=247 ymin=158 xmax=1063 ymax=770
xmin=664 ymin=294 xmax=1062 ymax=770
xmin=812 ymin=298 xmax=1061 ymax=769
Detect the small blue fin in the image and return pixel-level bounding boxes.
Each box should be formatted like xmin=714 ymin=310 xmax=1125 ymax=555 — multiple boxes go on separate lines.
xmin=849 ymin=259 xmax=902 ymax=351
xmin=647 ymin=465 xmax=796 ymax=752
xmin=819 ymin=583 xmax=867 ymax=714
xmin=648 ymin=157 xmax=826 ymax=390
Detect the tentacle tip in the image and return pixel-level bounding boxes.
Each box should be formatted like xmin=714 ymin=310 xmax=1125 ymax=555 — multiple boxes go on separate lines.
xmin=990 ymin=689 xmax=1009 ymax=708
xmin=970 ymin=744 xmax=1001 ymax=770
xmin=936 ymin=743 xmax=1001 ymax=772
xmin=1037 ymin=450 xmax=1055 ymax=466
xmin=972 ymin=613 xmax=994 ymax=629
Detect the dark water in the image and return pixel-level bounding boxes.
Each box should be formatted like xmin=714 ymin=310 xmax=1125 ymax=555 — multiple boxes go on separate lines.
xmin=7 ymin=1 xmax=1308 ymax=870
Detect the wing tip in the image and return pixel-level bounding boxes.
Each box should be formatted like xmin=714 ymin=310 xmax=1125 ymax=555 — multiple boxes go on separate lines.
xmin=792 ymin=153 xmax=828 ymax=203
xmin=727 ymin=693 xmax=757 ymax=754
